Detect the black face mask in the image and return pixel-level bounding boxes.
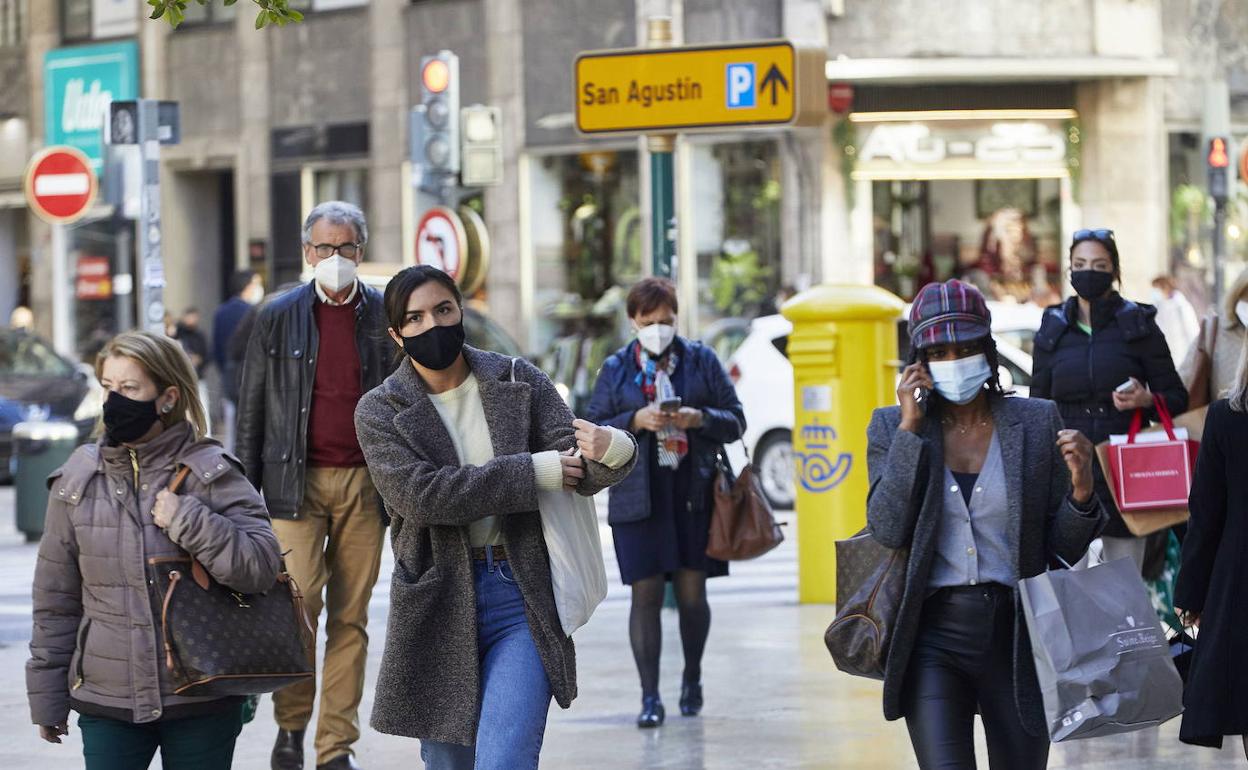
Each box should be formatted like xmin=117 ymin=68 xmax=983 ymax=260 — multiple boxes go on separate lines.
xmin=102 ymin=391 xmax=161 ymax=444
xmin=402 ymin=321 xmax=466 ymax=371
xmin=1070 ymin=269 xmax=1115 ymax=301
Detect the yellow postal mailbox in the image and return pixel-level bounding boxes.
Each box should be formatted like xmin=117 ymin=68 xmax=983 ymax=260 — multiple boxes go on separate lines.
xmin=781 ymin=285 xmax=905 ymax=604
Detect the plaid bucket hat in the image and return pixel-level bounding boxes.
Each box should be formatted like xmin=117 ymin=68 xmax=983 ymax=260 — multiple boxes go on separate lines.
xmin=909 ymin=279 xmax=992 ymax=350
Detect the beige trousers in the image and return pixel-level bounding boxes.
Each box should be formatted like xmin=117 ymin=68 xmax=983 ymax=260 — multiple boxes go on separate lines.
xmin=271 ymin=466 xmax=384 ymax=765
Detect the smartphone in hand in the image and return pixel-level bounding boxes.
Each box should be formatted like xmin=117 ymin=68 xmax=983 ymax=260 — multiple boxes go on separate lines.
xmin=659 ymin=396 xmax=682 ymax=413
xmin=1115 ymin=379 xmax=1137 ymax=394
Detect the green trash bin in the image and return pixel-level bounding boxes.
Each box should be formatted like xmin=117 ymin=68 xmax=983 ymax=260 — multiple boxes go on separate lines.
xmin=14 ymin=421 xmax=81 ymax=543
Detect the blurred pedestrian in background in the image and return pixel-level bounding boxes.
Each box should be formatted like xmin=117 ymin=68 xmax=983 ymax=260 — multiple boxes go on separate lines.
xmin=354 ymin=265 xmax=635 ymax=770
xmin=174 ymin=308 xmax=211 ymax=435
xmin=213 ymin=270 xmax=264 ymax=453
xmin=1181 ymin=266 xmax=1248 ymax=410
xmin=1150 ymin=275 xmax=1200 ymax=367
xmin=1174 ymin=331 xmax=1248 ymax=756
xmin=9 ymin=305 xmax=33 ymax=330
xmin=1031 ymin=229 xmax=1187 ymax=572
xmin=586 ymin=277 xmax=746 ymax=729
xmin=868 ymin=280 xmax=1104 ymax=770
xmin=27 ymin=330 xmax=280 ymax=769
xmin=236 ymin=201 xmax=392 ymax=770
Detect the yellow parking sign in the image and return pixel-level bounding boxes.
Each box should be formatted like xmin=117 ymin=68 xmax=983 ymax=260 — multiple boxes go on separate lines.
xmin=575 ymin=40 xmax=826 ymax=134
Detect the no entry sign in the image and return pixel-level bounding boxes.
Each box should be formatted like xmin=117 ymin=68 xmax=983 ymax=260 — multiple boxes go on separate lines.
xmin=24 ymin=146 xmax=97 ymax=224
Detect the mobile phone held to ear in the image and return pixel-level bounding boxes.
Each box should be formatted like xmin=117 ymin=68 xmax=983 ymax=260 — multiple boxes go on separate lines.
xmin=659 ymin=396 xmax=683 ymax=413
xmin=914 ymin=386 xmax=930 ymax=415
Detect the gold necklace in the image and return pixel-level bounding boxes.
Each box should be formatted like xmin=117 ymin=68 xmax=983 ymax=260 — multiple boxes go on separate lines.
xmin=941 ymin=414 xmax=991 ymax=435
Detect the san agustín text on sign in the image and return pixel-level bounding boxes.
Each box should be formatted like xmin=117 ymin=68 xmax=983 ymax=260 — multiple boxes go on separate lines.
xmin=582 ymin=76 xmax=703 ymax=108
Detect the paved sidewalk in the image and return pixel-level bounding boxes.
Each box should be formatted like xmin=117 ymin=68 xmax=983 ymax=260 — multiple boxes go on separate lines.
xmin=0 ymin=485 xmax=1244 ymax=768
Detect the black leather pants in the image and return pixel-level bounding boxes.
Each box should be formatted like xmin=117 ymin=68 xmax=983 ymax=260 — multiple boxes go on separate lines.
xmin=902 ymin=584 xmax=1049 ymax=770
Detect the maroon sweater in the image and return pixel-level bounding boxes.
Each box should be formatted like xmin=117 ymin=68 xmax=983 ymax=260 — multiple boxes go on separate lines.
xmin=308 ymin=298 xmax=366 ymax=467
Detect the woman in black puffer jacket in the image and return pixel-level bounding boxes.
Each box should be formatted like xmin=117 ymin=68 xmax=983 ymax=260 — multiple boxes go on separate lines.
xmin=1031 ymin=228 xmax=1188 ymax=571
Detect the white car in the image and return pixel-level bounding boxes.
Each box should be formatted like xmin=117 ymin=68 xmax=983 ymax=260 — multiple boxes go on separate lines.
xmin=723 ymin=302 xmax=1041 ymax=510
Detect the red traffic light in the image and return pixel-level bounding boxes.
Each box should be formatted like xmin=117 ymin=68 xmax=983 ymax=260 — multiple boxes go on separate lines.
xmin=1208 ymin=137 xmax=1230 ymax=169
xmin=422 ymin=59 xmax=450 ymax=94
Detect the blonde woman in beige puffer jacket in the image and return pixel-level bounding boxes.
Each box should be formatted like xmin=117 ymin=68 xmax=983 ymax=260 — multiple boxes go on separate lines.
xmin=26 ymin=331 xmax=280 ymax=769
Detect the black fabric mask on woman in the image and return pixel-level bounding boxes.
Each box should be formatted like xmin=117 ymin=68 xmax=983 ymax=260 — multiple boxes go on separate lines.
xmin=402 ymin=321 xmax=466 ymax=370
xmin=102 ymin=390 xmax=161 ymax=443
xmin=1070 ymin=269 xmax=1115 ymax=301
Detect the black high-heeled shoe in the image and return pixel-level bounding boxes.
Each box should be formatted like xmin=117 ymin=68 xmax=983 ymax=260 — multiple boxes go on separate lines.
xmin=637 ymin=695 xmax=665 ymax=728
xmin=679 ymin=682 xmax=703 ymax=717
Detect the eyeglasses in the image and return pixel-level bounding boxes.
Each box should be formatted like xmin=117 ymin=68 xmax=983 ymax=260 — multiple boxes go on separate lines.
xmin=1072 ymin=228 xmax=1115 ymax=245
xmin=311 ymin=242 xmax=361 ymax=259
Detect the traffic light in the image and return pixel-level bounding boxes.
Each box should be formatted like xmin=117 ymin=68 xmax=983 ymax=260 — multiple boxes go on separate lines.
xmin=416 ymin=51 xmax=460 ymax=179
xmin=1208 ymin=136 xmax=1230 ymax=203
xmin=460 ymin=105 xmax=503 ymax=187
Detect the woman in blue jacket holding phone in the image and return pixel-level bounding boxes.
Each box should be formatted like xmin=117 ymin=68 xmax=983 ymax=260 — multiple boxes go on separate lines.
xmin=586 ymin=277 xmax=745 ymax=729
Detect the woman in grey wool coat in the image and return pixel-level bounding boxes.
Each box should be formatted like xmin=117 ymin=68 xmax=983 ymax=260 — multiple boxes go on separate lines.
xmin=353 ymin=266 xmax=637 ymax=770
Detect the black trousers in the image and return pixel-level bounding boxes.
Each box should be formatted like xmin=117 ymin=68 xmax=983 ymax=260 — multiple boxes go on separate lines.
xmin=902 ymin=584 xmax=1049 ymax=770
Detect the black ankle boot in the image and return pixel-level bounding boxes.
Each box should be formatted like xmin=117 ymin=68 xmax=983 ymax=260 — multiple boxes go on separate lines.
xmin=637 ymin=694 xmax=665 ymax=728
xmin=680 ymin=682 xmax=704 ymax=717
xmin=271 ymin=728 xmax=305 ymax=770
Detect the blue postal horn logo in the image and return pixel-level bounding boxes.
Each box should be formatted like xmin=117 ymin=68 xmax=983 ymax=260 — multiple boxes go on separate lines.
xmin=796 ymin=419 xmax=852 ymax=493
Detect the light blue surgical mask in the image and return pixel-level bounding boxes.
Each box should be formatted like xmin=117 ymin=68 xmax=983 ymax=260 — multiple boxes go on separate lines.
xmin=927 ymin=353 xmax=992 ymax=405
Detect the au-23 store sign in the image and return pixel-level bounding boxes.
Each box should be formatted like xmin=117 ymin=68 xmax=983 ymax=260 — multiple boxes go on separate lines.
xmin=849 ymin=110 xmax=1074 ymax=180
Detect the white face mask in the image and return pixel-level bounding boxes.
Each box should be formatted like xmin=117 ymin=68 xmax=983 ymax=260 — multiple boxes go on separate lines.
xmin=927 ymin=353 xmax=993 ymax=405
xmin=1237 ymin=299 xmax=1248 ymax=328
xmin=313 ymin=255 xmax=357 ymax=293
xmin=636 ymin=323 xmax=676 ymax=356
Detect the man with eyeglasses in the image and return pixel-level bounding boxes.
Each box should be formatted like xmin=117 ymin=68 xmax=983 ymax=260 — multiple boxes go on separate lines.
xmin=236 ymin=201 xmax=393 ymax=770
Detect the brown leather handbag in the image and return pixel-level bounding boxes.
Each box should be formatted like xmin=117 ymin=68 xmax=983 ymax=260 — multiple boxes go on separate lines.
xmin=146 ymin=467 xmax=315 ymax=696
xmin=706 ymin=449 xmax=784 ymax=561
xmin=823 ymin=528 xmax=907 ymax=680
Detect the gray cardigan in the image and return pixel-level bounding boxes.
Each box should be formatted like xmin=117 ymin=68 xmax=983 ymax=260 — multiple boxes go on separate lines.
xmin=354 ymin=346 xmax=637 ymax=746
xmin=866 ymin=396 xmax=1106 ymax=736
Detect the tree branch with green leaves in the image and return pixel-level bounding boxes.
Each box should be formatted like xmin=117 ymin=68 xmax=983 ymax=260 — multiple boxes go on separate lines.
xmin=147 ymin=0 xmax=305 ymax=29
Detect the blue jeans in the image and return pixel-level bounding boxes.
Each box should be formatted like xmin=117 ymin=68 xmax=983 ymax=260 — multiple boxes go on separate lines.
xmin=421 ymin=551 xmax=553 ymax=770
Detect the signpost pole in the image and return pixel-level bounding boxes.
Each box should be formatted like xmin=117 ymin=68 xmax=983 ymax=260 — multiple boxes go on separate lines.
xmin=646 ymin=17 xmax=676 ymax=280
xmin=50 ymin=223 xmax=73 ymax=355
xmin=136 ymin=99 xmax=165 ymax=335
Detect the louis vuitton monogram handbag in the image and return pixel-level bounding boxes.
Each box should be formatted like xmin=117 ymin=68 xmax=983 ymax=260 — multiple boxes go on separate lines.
xmin=146 ymin=467 xmax=315 ymax=696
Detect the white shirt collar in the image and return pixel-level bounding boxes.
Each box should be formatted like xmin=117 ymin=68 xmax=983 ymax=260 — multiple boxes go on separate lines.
xmin=314 ymin=279 xmax=359 ymax=306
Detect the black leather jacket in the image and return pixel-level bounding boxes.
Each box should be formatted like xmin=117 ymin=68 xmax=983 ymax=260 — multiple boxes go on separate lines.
xmin=235 ymin=281 xmax=393 ymax=518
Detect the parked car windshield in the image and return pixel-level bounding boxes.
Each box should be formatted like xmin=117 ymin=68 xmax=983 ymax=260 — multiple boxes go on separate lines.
xmin=0 ymin=331 xmax=76 ymax=378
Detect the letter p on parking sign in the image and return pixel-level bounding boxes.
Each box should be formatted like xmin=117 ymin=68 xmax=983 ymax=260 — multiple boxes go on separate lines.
xmin=726 ymin=63 xmax=755 ymax=108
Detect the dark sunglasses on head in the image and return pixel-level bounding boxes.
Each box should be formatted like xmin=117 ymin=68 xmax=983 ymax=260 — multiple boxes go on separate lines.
xmin=1072 ymin=228 xmax=1115 ymax=246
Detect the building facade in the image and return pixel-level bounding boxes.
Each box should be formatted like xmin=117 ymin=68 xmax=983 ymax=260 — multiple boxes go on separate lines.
xmin=3 ymin=0 xmax=1246 ymax=366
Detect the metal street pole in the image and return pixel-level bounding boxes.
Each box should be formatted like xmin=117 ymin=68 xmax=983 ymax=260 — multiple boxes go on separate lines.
xmin=1213 ymin=202 xmax=1227 ymax=305
xmin=50 ymin=223 xmax=74 ymax=356
xmin=136 ymin=99 xmax=166 ymax=335
xmin=647 ymin=16 xmax=676 ymax=280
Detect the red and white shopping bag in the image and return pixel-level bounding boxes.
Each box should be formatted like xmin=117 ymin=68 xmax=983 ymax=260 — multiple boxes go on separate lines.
xmin=1105 ymin=395 xmax=1199 ymax=512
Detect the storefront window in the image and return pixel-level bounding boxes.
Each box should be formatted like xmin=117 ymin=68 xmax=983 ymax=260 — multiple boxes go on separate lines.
xmin=179 ymin=0 xmax=237 ymax=25
xmin=872 ymin=177 xmax=1062 ymax=306
xmin=308 ymin=165 xmax=370 ymax=254
xmin=60 ymin=0 xmax=90 ymax=41
xmin=0 ymin=0 xmax=23 ymax=47
xmin=65 ymin=218 xmax=132 ymax=363
xmin=690 ymin=139 xmax=782 ymax=330
xmin=528 ymin=149 xmax=641 ymax=414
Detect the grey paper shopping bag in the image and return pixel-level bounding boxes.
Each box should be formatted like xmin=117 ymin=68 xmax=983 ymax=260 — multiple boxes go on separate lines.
xmin=1019 ymin=557 xmax=1184 ymax=742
